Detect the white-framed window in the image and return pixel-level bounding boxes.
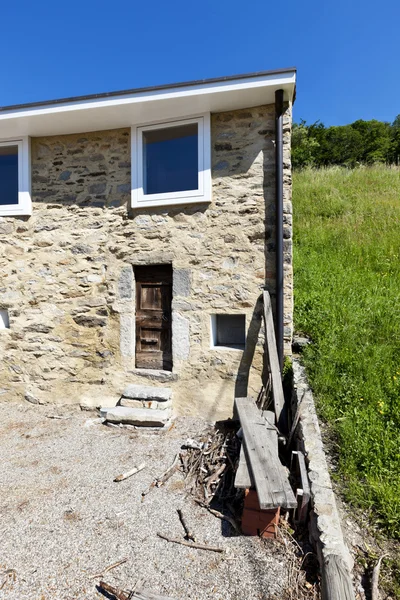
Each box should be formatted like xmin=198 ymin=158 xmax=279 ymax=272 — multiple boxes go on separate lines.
xmin=210 ymin=314 xmax=246 ymax=351
xmin=0 ymin=137 xmax=31 ymax=216
xmin=131 ymin=115 xmax=211 ymax=208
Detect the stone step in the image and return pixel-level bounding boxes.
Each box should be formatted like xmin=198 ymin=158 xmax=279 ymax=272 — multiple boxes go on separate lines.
xmin=121 ymin=384 xmax=171 ymax=403
xmin=131 ymin=369 xmax=177 ymax=383
xmin=119 ymin=397 xmax=172 ymax=411
xmin=105 ymin=406 xmax=171 ymax=427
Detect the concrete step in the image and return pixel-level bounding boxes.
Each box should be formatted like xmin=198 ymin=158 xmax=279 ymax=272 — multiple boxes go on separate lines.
xmin=122 ymin=384 xmax=171 ymax=403
xmin=105 ymin=406 xmax=171 ymax=427
xmin=119 ymin=397 xmax=172 ymax=411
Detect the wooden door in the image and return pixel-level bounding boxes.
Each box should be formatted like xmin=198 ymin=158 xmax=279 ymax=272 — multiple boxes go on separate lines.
xmin=135 ymin=265 xmax=172 ymax=371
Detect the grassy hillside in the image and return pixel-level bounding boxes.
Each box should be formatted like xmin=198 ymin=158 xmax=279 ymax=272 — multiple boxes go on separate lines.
xmin=293 ymin=166 xmax=400 ymax=538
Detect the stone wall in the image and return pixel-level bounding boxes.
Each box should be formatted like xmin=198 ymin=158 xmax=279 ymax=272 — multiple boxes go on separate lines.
xmin=0 ymin=103 xmax=292 ymax=419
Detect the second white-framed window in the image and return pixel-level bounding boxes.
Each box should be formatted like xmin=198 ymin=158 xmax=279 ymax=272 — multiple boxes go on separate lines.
xmin=131 ymin=115 xmax=211 ymax=208
xmin=0 ymin=137 xmax=32 ymax=216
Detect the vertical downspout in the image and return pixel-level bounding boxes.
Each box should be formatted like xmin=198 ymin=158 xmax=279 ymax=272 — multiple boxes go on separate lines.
xmin=275 ymin=89 xmax=284 ymax=370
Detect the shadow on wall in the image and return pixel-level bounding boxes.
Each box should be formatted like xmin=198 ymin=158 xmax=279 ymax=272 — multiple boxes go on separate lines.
xmin=234 ymin=295 xmax=269 ymax=400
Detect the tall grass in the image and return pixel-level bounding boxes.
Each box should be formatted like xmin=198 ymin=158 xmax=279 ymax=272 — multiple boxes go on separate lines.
xmin=293 ymin=165 xmax=400 ymax=538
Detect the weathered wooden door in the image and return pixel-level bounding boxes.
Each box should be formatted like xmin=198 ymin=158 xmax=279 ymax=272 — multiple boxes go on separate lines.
xmin=135 ymin=265 xmax=172 ymax=371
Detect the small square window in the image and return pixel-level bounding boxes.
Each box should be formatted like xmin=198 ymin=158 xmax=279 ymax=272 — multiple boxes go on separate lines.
xmin=132 ymin=116 xmax=211 ymax=208
xmin=211 ymin=314 xmax=246 ymax=350
xmin=0 ymin=138 xmax=32 ymax=216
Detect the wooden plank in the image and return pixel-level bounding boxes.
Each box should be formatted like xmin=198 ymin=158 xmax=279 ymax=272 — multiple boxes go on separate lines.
xmin=291 ymin=451 xmax=311 ymax=523
xmin=235 ymin=397 xmax=297 ymax=509
xmin=234 ymin=445 xmax=254 ymax=489
xmin=263 ymin=291 xmax=287 ymax=432
xmin=321 ymin=554 xmax=355 ymax=600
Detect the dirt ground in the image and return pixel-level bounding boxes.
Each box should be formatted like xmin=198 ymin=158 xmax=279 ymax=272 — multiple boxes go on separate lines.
xmin=0 ymin=403 xmax=295 ymax=600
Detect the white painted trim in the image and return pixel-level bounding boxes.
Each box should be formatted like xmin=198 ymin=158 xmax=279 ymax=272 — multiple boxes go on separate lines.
xmin=0 ymin=72 xmax=296 ymax=120
xmin=0 ymin=71 xmax=296 ymax=139
xmin=131 ymin=114 xmax=211 ymax=209
xmin=0 ymin=137 xmax=32 ymax=216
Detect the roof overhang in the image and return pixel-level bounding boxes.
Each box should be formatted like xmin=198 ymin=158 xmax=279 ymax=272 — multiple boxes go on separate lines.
xmin=0 ymin=68 xmax=296 ymax=139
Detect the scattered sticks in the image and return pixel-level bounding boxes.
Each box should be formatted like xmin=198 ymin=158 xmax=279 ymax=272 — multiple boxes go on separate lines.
xmin=114 ymin=463 xmax=146 ymax=483
xmin=91 ymin=557 xmax=127 ymax=579
xmin=99 ymin=580 xmax=177 ymax=600
xmin=157 ymin=533 xmax=223 ymax=553
xmin=142 ymin=454 xmax=179 ymax=499
xmin=194 ymin=500 xmax=241 ymax=534
xmin=45 ymin=415 xmax=71 ymax=420
xmin=177 ymin=509 xmax=196 ymax=542
xmin=155 ymin=454 xmax=179 ymax=487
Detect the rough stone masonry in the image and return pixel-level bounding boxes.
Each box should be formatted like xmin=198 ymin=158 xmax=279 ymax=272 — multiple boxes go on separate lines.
xmin=0 ymin=104 xmax=292 ymax=420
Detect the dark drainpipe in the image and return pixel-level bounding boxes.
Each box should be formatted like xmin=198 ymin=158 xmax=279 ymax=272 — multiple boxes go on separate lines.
xmin=275 ymin=89 xmax=284 ymax=371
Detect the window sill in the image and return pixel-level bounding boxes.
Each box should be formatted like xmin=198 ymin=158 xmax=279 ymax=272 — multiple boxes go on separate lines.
xmin=0 ymin=207 xmax=32 ymax=217
xmin=131 ymin=195 xmax=211 ymax=210
xmin=211 ymin=345 xmax=245 ymax=352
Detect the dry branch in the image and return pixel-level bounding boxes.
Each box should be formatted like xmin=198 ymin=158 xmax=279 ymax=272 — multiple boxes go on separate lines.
xmin=155 ymin=453 xmax=179 ymax=487
xmin=99 ymin=580 xmax=129 ymax=600
xmin=371 ymin=554 xmax=388 ymax=600
xmin=157 ymin=532 xmax=223 ymax=553
xmin=90 ymin=557 xmax=127 ymax=579
xmin=194 ymin=500 xmax=241 ymax=534
xmin=141 ymin=454 xmax=179 ymax=499
xmin=99 ymin=580 xmax=177 ymax=600
xmin=114 ymin=463 xmax=145 ymax=482
xmin=177 ymin=509 xmax=195 ymax=542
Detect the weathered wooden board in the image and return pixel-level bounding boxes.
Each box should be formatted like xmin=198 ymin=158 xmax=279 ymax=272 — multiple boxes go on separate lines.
xmin=235 ymin=409 xmax=279 ymax=489
xmin=292 ymin=450 xmax=311 ymax=523
xmin=321 ymin=554 xmax=356 ymax=600
xmin=263 ymin=291 xmax=287 ymax=432
xmin=235 ymin=397 xmax=297 ymax=509
xmin=235 ymin=445 xmax=254 ymax=489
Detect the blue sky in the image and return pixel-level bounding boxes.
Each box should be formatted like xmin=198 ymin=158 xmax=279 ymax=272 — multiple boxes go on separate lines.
xmin=1 ymin=0 xmax=399 ymax=126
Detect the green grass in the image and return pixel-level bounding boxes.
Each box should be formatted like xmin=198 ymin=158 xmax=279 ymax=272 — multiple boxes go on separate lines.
xmin=293 ymin=165 xmax=400 ymax=538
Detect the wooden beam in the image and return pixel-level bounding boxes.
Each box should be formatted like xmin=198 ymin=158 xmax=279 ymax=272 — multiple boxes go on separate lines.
xmin=235 ymin=397 xmax=296 ymax=509
xmin=263 ymin=291 xmax=287 ymax=432
xmin=321 ymin=554 xmax=356 ymax=600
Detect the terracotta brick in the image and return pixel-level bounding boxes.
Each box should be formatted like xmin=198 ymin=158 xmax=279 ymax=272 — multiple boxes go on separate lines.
xmin=242 ymin=491 xmax=280 ymax=538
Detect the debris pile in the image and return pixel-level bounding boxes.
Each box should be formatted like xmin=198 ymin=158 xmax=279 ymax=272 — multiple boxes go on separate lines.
xmin=179 ymin=421 xmax=241 ymax=505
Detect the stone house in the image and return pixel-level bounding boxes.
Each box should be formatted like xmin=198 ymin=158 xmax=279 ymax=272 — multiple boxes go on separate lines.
xmin=0 ymin=68 xmax=296 ymax=421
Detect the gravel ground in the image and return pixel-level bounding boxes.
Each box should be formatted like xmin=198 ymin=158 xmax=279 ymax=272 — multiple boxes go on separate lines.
xmin=0 ymin=403 xmax=290 ymax=600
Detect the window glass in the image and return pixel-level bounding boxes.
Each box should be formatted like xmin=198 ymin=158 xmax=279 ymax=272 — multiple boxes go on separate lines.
xmin=216 ymin=314 xmax=246 ymax=348
xmin=143 ymin=123 xmax=198 ymax=195
xmin=0 ymin=145 xmax=18 ymax=205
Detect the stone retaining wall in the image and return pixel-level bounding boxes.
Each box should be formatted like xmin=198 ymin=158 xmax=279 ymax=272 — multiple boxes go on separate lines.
xmin=0 ymin=104 xmax=292 ymax=419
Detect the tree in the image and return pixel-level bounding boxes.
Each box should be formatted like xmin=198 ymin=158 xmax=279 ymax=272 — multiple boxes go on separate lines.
xmin=291 ymin=120 xmax=320 ymax=169
xmin=389 ymin=115 xmax=400 ymax=165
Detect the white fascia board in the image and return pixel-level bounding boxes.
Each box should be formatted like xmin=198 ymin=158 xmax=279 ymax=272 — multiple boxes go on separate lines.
xmin=0 ymin=71 xmax=296 ymax=139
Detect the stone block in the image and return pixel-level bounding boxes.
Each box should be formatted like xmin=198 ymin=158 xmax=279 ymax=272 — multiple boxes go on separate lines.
xmin=120 ymin=314 xmax=135 ymax=358
xmin=130 ymin=368 xmax=177 ymax=383
xmin=172 ymin=313 xmax=190 ymax=360
xmin=121 ymin=384 xmax=171 ymax=402
xmin=105 ymin=406 xmax=171 ymax=427
xmin=119 ymin=398 xmax=172 ymax=410
xmin=80 ymin=395 xmax=119 ymax=411
xmin=118 ymin=266 xmax=133 ymax=300
xmin=173 ymin=269 xmax=191 ymax=297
